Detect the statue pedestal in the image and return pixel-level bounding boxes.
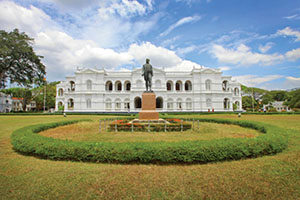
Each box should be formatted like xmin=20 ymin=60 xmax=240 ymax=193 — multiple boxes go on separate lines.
xmin=139 ymin=92 xmax=159 ymax=120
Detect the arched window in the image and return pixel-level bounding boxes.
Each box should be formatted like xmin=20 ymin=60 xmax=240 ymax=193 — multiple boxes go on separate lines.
xmin=177 ymin=98 xmax=183 ymax=110
xmin=234 ymin=87 xmax=239 ymax=96
xmin=124 ymin=98 xmax=130 ymax=110
xmin=206 ymin=98 xmax=212 ymax=107
xmin=234 ymin=101 xmax=240 ymax=110
xmin=70 ymin=81 xmax=75 ymax=91
xmin=185 ymin=81 xmax=192 ymax=91
xmin=106 ymin=81 xmax=113 ymax=91
xmin=167 ymin=98 xmax=173 ymax=110
xmin=115 ymin=81 xmax=122 ymax=91
xmin=205 ymin=79 xmax=211 ymax=91
xmin=115 ymin=98 xmax=121 ymax=110
xmin=134 ymin=97 xmax=142 ymax=109
xmin=68 ymin=98 xmax=74 ymax=109
xmin=222 ymin=80 xmax=228 ymax=92
xmin=124 ymin=81 xmax=131 ymax=91
xmin=176 ymin=81 xmax=182 ymax=91
xmin=224 ymin=98 xmax=230 ymax=109
xmin=105 ymin=98 xmax=112 ymax=110
xmin=186 ymin=98 xmax=192 ymax=110
xmin=156 ymin=97 xmax=163 ymax=109
xmin=166 ymin=81 xmax=173 ymax=91
xmin=58 ymin=101 xmax=64 ymax=111
xmin=86 ymin=80 xmax=92 ymax=90
xmin=58 ymin=88 xmax=63 ymax=96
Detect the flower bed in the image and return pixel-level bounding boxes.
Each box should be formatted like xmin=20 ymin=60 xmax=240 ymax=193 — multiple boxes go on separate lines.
xmin=108 ymin=118 xmax=192 ymax=132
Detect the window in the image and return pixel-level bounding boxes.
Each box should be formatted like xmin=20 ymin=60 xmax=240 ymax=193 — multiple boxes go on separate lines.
xmin=125 ymin=81 xmax=131 ymax=91
xmin=206 ymin=98 xmax=212 ymax=107
xmin=167 ymin=98 xmax=173 ymax=110
xmin=205 ymin=80 xmax=211 ymax=91
xmin=234 ymin=88 xmax=239 ymax=96
xmin=68 ymin=99 xmax=74 ymax=109
xmin=115 ymin=99 xmax=121 ymax=110
xmin=105 ymin=99 xmax=112 ymax=110
xmin=224 ymin=98 xmax=230 ymax=109
xmin=222 ymin=81 xmax=228 ymax=92
xmin=70 ymin=81 xmax=75 ymax=91
xmin=115 ymin=81 xmax=122 ymax=91
xmin=176 ymin=81 xmax=182 ymax=91
xmin=186 ymin=98 xmax=192 ymax=110
xmin=86 ymin=99 xmax=91 ymax=108
xmin=58 ymin=88 xmax=64 ymax=96
xmin=185 ymin=81 xmax=192 ymax=91
xmin=177 ymin=98 xmax=183 ymax=110
xmin=86 ymin=80 xmax=92 ymax=90
xmin=106 ymin=81 xmax=113 ymax=91
xmin=166 ymin=81 xmax=173 ymax=91
xmin=124 ymin=98 xmax=130 ymax=110
xmin=134 ymin=97 xmax=142 ymax=108
xmin=156 ymin=97 xmax=163 ymax=109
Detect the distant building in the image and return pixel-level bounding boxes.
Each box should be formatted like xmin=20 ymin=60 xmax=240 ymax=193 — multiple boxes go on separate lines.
xmin=11 ymin=98 xmax=37 ymax=112
xmin=263 ymin=101 xmax=291 ymax=112
xmin=56 ymin=67 xmax=242 ymax=112
xmin=0 ymin=92 xmax=12 ymax=113
xmin=12 ymin=97 xmax=23 ymax=112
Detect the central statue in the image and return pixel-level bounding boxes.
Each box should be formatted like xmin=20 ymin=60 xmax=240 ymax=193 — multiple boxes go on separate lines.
xmin=142 ymin=58 xmax=153 ymax=92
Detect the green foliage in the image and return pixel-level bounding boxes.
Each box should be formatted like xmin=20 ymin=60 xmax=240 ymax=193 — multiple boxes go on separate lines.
xmin=11 ymin=118 xmax=287 ymax=164
xmin=0 ymin=29 xmax=46 ymax=89
xmin=285 ymin=89 xmax=300 ymax=109
xmin=32 ymin=81 xmax=59 ymax=110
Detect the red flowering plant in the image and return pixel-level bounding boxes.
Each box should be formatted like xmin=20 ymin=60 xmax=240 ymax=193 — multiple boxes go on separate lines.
xmin=108 ymin=118 xmax=191 ymax=132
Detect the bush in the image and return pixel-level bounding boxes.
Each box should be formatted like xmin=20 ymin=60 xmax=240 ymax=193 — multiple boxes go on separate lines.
xmin=11 ymin=118 xmax=288 ymax=164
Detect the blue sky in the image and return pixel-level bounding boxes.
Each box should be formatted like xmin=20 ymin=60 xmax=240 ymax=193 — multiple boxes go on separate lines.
xmin=1 ymin=0 xmax=300 ymax=90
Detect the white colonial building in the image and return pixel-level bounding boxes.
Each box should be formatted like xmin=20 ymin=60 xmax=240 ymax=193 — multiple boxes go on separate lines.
xmin=55 ymin=66 xmax=242 ymax=112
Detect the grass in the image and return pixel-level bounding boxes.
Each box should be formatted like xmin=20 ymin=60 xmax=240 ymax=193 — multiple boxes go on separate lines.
xmin=39 ymin=121 xmax=260 ymax=142
xmin=1 ymin=114 xmax=300 ymax=199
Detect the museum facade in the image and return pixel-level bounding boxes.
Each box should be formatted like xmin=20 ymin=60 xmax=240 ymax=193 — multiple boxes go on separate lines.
xmin=55 ymin=67 xmax=242 ymax=112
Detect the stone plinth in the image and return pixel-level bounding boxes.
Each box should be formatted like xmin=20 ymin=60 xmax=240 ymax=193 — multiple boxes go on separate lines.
xmin=139 ymin=92 xmax=159 ymax=120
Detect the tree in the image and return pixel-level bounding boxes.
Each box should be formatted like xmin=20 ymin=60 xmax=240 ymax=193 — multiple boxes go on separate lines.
xmin=0 ymin=29 xmax=46 ymax=89
xmin=286 ymin=89 xmax=300 ymax=110
xmin=32 ymin=81 xmax=59 ymax=111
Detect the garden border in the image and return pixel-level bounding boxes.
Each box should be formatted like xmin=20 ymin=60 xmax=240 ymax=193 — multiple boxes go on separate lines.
xmin=11 ymin=118 xmax=288 ymax=164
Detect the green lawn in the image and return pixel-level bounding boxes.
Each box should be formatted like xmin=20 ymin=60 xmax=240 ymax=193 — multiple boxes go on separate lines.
xmin=40 ymin=121 xmax=260 ymax=142
xmin=1 ymin=114 xmax=300 ymax=199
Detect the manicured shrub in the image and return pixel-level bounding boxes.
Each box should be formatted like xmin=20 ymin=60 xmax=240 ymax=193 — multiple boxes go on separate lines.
xmin=11 ymin=118 xmax=288 ymax=164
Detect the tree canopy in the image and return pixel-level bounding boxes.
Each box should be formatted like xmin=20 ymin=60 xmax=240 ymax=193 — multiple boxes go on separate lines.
xmin=0 ymin=29 xmax=46 ymax=89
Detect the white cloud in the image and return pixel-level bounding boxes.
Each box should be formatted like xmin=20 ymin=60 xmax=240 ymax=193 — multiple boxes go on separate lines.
xmin=97 ymin=0 xmax=153 ymax=19
xmin=259 ymin=42 xmax=273 ymax=53
xmin=218 ymin=66 xmax=231 ymax=71
xmin=234 ymin=75 xmax=283 ymax=87
xmin=285 ymin=48 xmax=300 ymax=61
xmin=128 ymin=42 xmax=182 ymax=67
xmin=211 ymin=44 xmax=284 ymax=66
xmin=0 ymin=1 xmax=57 ymax=37
xmin=284 ymin=14 xmax=300 ymax=20
xmin=277 ymin=27 xmax=300 ymax=42
xmin=160 ymin=15 xmax=201 ymax=36
xmin=176 ymin=45 xmax=197 ymax=55
xmin=283 ymin=76 xmax=300 ymax=90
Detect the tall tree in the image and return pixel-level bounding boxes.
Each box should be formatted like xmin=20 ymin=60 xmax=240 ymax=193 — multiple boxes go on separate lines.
xmin=0 ymin=29 xmax=46 ymax=88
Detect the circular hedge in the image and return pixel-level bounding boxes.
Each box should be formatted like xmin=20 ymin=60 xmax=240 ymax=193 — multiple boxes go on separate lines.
xmin=11 ymin=118 xmax=288 ymax=164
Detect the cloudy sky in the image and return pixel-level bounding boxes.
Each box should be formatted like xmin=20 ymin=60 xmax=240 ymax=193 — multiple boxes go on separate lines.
xmin=1 ymin=0 xmax=300 ymax=90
